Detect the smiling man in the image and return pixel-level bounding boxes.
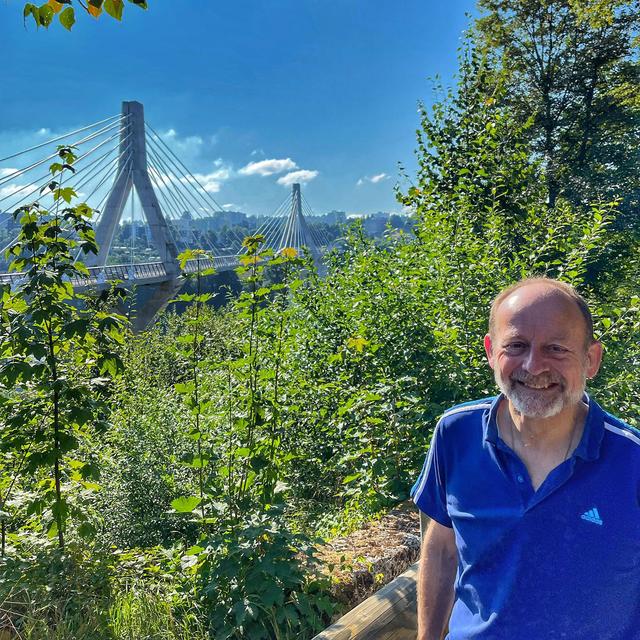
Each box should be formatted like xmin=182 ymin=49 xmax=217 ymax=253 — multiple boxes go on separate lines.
xmin=412 ymin=278 xmax=640 ymax=640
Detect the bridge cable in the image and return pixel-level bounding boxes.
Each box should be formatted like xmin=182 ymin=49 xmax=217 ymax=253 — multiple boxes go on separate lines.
xmin=146 ymin=155 xmax=221 ymax=257
xmin=144 ymin=132 xmax=244 ymax=252
xmin=257 ymin=207 xmax=286 ymax=252
xmin=76 ymin=135 xmax=133 ymax=233
xmin=253 ymin=193 xmax=290 ymax=251
xmin=0 ymin=118 xmax=124 ymax=190
xmin=147 ymin=143 xmax=230 ymax=255
xmin=74 ymin=137 xmax=132 ymax=206
xmin=0 ymin=114 xmax=122 ymax=164
xmin=145 ymin=123 xmax=227 ymax=214
xmin=2 ymin=140 xmax=128 ymax=263
xmin=146 ymin=149 xmax=222 ymax=255
xmin=143 ymin=163 xmax=191 ymax=254
xmin=301 ymin=194 xmax=330 ymax=248
xmin=255 ymin=197 xmax=289 ymax=252
xmin=0 ymin=126 xmax=128 ymax=210
xmin=144 ymin=124 xmax=246 ymax=251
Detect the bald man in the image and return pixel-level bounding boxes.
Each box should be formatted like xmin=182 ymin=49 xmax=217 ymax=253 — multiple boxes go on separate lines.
xmin=411 ymin=278 xmax=640 ymax=640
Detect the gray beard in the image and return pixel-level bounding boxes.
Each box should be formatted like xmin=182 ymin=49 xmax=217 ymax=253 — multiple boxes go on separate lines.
xmin=494 ymin=371 xmax=586 ymax=419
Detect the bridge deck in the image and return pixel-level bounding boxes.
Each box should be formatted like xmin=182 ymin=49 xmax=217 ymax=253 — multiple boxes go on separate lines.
xmin=0 ymin=255 xmax=241 ymax=288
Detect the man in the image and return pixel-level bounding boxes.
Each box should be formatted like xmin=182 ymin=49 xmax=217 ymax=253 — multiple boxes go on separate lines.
xmin=412 ymin=278 xmax=640 ymax=639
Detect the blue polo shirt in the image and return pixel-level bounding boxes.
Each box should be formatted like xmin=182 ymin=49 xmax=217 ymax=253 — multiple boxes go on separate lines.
xmin=412 ymin=394 xmax=640 ymax=640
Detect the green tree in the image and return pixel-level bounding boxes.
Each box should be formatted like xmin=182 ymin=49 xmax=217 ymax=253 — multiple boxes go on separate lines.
xmin=0 ymin=147 xmax=126 ymax=548
xmin=475 ymin=0 xmax=640 ymax=221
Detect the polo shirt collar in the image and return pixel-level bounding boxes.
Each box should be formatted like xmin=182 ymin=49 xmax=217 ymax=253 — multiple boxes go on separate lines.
xmin=483 ymin=392 xmax=605 ymax=461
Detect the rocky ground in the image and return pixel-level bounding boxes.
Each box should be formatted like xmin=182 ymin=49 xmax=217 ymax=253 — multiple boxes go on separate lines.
xmin=316 ymin=501 xmax=422 ymax=612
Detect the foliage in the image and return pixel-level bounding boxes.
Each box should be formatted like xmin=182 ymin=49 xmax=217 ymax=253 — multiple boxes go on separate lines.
xmin=0 ymin=147 xmax=126 ymax=549
xmin=170 ymin=249 xmax=217 ymax=523
xmin=23 ymin=0 xmax=147 ymax=31
xmin=474 ymin=0 xmax=640 ymax=221
xmin=191 ymin=511 xmax=333 ymax=640
xmin=0 ymin=539 xmax=205 ymax=640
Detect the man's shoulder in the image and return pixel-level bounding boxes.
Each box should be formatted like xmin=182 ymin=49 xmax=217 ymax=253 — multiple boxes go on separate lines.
xmin=437 ymin=396 xmax=496 ymax=430
xmin=598 ymin=404 xmax=640 ymax=453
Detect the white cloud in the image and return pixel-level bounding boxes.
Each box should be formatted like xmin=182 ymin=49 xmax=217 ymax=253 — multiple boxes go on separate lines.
xmin=189 ymin=170 xmax=229 ymax=193
xmin=0 ymin=184 xmax=27 ymax=198
xmin=277 ymin=169 xmax=319 ymax=187
xmin=149 ymin=171 xmax=176 ymax=189
xmin=0 ymin=168 xmax=19 ymax=179
xmin=37 ymin=128 xmax=50 ymax=136
xmin=357 ymin=173 xmax=390 ymax=186
xmin=222 ymin=203 xmax=237 ymax=210
xmin=149 ymin=157 xmax=233 ymax=194
xmin=250 ymin=148 xmax=265 ymax=157
xmin=188 ymin=159 xmax=233 ymax=193
xmin=239 ymin=158 xmax=297 ymax=177
xmin=158 ymin=128 xmax=204 ymax=159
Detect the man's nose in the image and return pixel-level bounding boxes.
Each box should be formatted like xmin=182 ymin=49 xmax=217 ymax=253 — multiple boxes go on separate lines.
xmin=522 ymin=348 xmax=548 ymax=376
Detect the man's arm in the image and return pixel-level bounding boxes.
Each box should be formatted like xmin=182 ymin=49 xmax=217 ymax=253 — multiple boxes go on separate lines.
xmin=417 ymin=518 xmax=457 ymax=640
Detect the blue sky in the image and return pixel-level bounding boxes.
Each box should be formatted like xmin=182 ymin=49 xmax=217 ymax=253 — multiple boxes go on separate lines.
xmin=0 ymin=1 xmax=476 ymax=217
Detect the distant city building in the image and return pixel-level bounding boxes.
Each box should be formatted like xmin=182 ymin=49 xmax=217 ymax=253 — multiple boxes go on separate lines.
xmin=320 ymin=210 xmax=347 ymax=225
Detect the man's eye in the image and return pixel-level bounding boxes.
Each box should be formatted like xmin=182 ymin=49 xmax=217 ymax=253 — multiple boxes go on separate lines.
xmin=549 ymin=345 xmax=568 ymax=353
xmin=504 ymin=343 xmax=525 ymax=352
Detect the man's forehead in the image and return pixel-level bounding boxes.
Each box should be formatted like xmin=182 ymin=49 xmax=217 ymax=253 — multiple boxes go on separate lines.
xmin=493 ymin=285 xmax=587 ymax=339
xmin=498 ymin=284 xmax=579 ymax=317
xmin=497 ymin=321 xmax=573 ymax=341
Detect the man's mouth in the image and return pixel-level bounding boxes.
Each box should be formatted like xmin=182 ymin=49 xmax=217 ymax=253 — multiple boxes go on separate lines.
xmin=513 ymin=380 xmax=559 ymax=391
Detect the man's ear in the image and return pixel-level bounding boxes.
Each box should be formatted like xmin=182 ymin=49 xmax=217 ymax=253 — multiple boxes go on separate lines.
xmin=586 ymin=340 xmax=603 ymax=379
xmin=484 ymin=334 xmax=495 ymax=368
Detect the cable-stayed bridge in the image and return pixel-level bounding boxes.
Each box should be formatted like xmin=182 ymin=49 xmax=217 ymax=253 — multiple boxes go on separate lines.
xmin=0 ymin=101 xmax=333 ymax=328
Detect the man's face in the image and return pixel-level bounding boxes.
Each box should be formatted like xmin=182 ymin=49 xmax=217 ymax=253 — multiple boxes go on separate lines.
xmin=484 ymin=285 xmax=602 ymax=419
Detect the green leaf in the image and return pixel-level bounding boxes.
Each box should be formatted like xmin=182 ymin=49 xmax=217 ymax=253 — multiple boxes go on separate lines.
xmin=178 ymin=248 xmax=195 ymax=269
xmin=47 ymin=520 xmax=59 ymax=539
xmin=24 ymin=3 xmax=39 ymax=24
xmin=58 ymin=7 xmax=75 ymax=30
xmin=54 ymin=187 xmax=76 ymax=203
xmin=232 ymin=598 xmax=258 ymax=625
xmin=38 ymin=4 xmax=54 ymax=26
xmin=174 ymin=382 xmax=195 ymax=395
xmin=260 ymin=583 xmax=284 ymax=608
xmin=78 ymin=522 xmax=96 ymax=538
xmin=104 ymin=0 xmax=123 ymax=19
xmin=190 ymin=454 xmax=210 ymax=469
xmin=171 ymin=496 xmax=201 ymax=513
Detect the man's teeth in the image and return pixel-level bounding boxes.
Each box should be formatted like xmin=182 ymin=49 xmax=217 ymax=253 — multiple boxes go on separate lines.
xmin=517 ymin=381 xmax=553 ymax=389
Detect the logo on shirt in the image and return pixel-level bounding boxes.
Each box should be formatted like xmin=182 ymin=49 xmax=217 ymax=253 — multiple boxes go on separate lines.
xmin=580 ymin=507 xmax=603 ymax=526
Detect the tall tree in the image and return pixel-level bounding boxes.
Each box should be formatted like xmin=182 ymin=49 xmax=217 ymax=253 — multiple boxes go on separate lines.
xmin=475 ymin=0 xmax=640 ymax=224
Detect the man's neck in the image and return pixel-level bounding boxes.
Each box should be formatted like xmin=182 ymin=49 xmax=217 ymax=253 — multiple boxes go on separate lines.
xmin=500 ymin=398 xmax=587 ymax=455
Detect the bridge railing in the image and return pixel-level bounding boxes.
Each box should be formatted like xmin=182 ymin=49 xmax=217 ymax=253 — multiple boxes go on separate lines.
xmin=0 ymin=255 xmax=243 ymax=288
xmin=182 ymin=255 xmax=240 ymax=273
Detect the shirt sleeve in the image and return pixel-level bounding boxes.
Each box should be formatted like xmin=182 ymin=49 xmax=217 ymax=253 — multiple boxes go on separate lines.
xmin=411 ymin=418 xmax=452 ymax=528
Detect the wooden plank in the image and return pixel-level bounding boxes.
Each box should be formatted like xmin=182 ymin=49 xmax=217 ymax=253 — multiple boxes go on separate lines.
xmin=312 ymin=563 xmax=418 ymax=640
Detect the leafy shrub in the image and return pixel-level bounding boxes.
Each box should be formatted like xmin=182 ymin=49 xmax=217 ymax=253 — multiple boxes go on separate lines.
xmin=191 ymin=512 xmax=333 ymax=640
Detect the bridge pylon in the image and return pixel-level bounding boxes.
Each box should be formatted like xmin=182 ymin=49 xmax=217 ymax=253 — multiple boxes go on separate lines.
xmin=86 ymin=101 xmax=179 ymax=275
xmin=279 ymin=183 xmax=320 ymax=262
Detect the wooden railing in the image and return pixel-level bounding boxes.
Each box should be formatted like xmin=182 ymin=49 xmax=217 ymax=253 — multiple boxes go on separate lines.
xmin=312 ymin=563 xmax=418 ymax=640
